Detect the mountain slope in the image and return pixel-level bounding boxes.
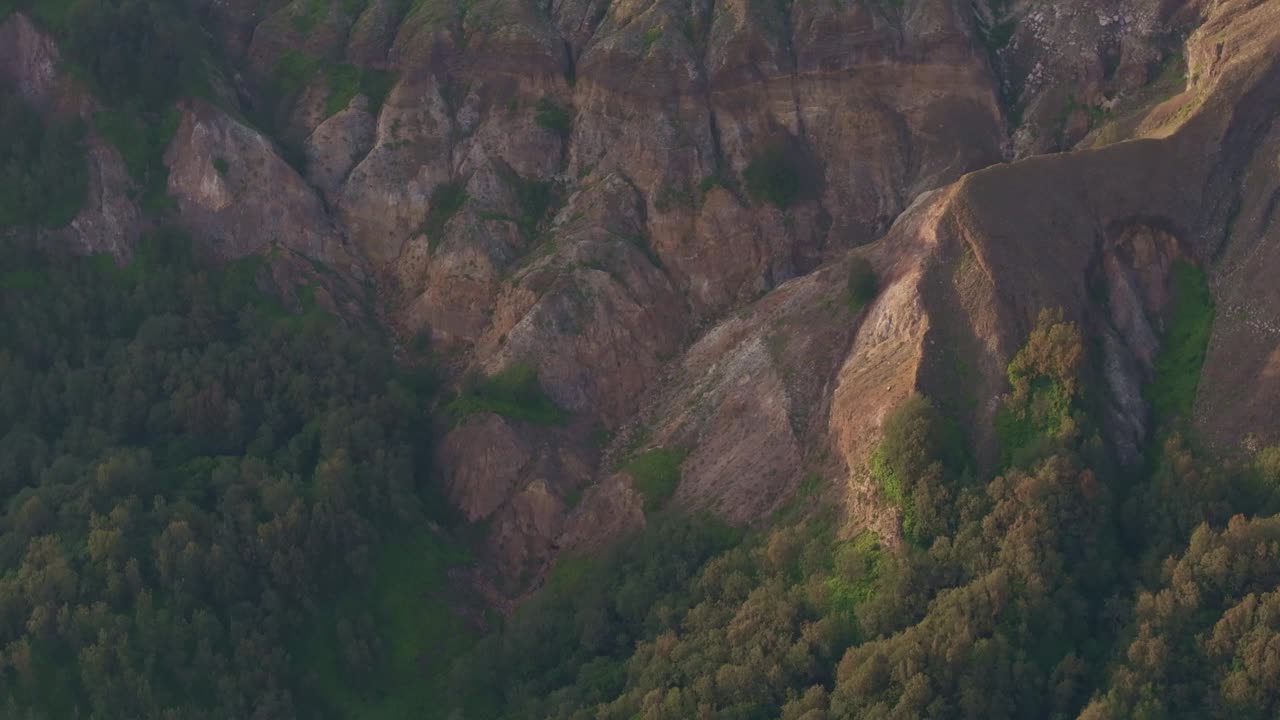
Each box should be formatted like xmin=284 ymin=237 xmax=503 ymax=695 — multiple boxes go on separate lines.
xmin=1 ymin=0 xmax=1280 ymax=686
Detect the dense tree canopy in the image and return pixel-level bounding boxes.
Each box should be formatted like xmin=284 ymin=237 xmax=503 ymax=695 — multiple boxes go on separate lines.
xmin=0 ymin=86 xmax=87 ymax=229
xmin=0 ymin=233 xmax=453 ymax=719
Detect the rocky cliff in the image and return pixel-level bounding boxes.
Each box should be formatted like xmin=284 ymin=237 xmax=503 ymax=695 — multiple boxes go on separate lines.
xmin=4 ymin=0 xmax=1279 ymax=595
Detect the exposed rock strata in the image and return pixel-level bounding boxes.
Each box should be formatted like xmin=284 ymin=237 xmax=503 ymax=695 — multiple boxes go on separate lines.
xmin=5 ymin=0 xmax=1280 ymax=593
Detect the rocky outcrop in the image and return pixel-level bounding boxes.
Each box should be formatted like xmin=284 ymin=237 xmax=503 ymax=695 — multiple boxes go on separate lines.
xmin=335 ymin=72 xmax=455 ymax=266
xmin=305 ymin=98 xmax=377 ymax=200
xmin=165 ymin=101 xmax=361 ymax=270
xmin=475 ymin=174 xmax=689 ymax=423
xmin=0 ymin=13 xmax=143 ymax=261
xmin=409 ymin=0 xmax=1280 ymax=587
xmin=10 ymin=0 xmax=1280 ymax=594
xmin=56 ymin=136 xmax=145 ymax=261
xmin=0 ymin=13 xmax=64 ymax=113
xmin=983 ymin=0 xmax=1195 ymax=155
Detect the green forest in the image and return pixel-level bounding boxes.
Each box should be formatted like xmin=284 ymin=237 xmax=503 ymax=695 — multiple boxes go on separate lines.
xmin=0 ymin=231 xmax=462 ymax=718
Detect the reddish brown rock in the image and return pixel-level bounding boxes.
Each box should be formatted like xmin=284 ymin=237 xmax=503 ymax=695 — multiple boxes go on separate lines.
xmin=165 ymin=101 xmax=361 ymax=269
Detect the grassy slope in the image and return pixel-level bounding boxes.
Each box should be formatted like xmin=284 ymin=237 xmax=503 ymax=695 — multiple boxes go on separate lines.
xmin=622 ymin=447 xmax=688 ymax=512
xmin=1148 ymin=261 xmax=1214 ymax=426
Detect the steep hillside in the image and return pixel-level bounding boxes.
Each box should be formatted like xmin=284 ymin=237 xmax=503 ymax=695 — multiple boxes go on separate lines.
xmin=2 ymin=0 xmax=1280 ymax=714
xmin=3 ymin=0 xmax=1278 ymax=589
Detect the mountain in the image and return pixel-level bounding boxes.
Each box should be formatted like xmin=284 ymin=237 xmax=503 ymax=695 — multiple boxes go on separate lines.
xmin=2 ymin=0 xmax=1280 ymax=717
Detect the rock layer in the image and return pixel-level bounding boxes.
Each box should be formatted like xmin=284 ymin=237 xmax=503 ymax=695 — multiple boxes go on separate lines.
xmin=5 ymin=0 xmax=1280 ymax=592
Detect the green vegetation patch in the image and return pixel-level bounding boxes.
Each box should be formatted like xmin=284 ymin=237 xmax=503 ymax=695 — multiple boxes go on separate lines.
xmin=514 ymin=174 xmax=555 ymax=238
xmin=325 ymin=63 xmax=363 ymax=116
xmin=870 ymin=394 xmax=966 ymax=542
xmin=1147 ymin=261 xmax=1214 ymax=426
xmin=446 ymin=363 xmax=571 ymax=425
xmin=421 ymin=180 xmax=467 ymax=249
xmin=622 ymin=447 xmax=689 ymax=512
xmin=482 ymin=170 xmax=558 ymax=240
xmin=534 ymin=98 xmax=572 ymax=139
xmin=325 ymin=63 xmax=398 ymax=118
xmin=272 ymin=49 xmax=322 ymax=102
xmin=995 ymin=376 xmax=1074 ymax=467
xmin=95 ymin=107 xmax=181 ymax=215
xmin=641 ymin=25 xmax=663 ymax=53
xmin=298 ymin=532 xmax=476 ymax=720
xmin=546 ymin=551 xmax=600 ymax=594
xmin=22 ymin=0 xmax=76 ymax=29
xmin=744 ymin=141 xmax=807 ymax=209
xmin=847 ymin=255 xmax=878 ymax=312
xmin=448 ymin=514 xmax=744 ymax=718
xmin=826 ymin=531 xmax=882 ymax=619
xmin=0 ymin=268 xmax=46 ymax=291
xmin=869 ymin=444 xmax=907 ymax=510
xmin=0 ymin=89 xmax=87 ymax=228
xmin=772 ymin=472 xmax=824 ymax=525
xmin=344 ymin=0 xmax=371 ymax=17
xmin=995 ymin=309 xmax=1086 ymax=468
xmin=290 ymin=0 xmax=330 ymax=32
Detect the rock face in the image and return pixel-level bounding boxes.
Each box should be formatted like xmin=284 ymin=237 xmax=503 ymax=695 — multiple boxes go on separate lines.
xmin=985 ymin=0 xmax=1191 ymax=154
xmin=196 ymin=0 xmax=1280 ymax=590
xmin=8 ymin=0 xmax=1280 ymax=592
xmin=305 ymin=98 xmax=378 ymax=201
xmin=0 ymin=14 xmax=143 ymax=260
xmin=165 ymin=101 xmax=362 ymax=271
xmin=0 ymin=13 xmax=64 ymax=113
xmin=58 ymin=136 xmax=146 ymax=260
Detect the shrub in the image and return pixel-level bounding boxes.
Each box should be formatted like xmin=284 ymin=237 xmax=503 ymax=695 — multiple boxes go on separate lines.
xmin=623 ymin=447 xmax=689 ymax=512
xmin=877 ymin=395 xmax=952 ymax=482
xmin=847 ymin=256 xmax=878 ymax=312
xmin=870 ymin=394 xmax=963 ymax=541
xmin=534 ymin=98 xmax=572 ymax=139
xmin=514 ymin=175 xmax=554 ymax=238
xmin=325 ymin=63 xmax=398 ymax=118
xmin=360 ymin=68 xmax=398 ymax=116
xmin=422 ymin=181 xmax=467 ymax=248
xmin=744 ymin=142 xmax=806 ymax=208
xmin=995 ymin=308 xmax=1086 ymax=468
xmin=1259 ymin=447 xmax=1280 ymax=486
xmin=641 ymin=26 xmax=663 ymax=53
xmin=446 ymin=364 xmax=570 ymax=426
xmin=271 ymin=50 xmax=321 ymax=105
xmin=324 ymin=63 xmax=362 ymax=116
xmin=827 ymin=532 xmax=882 ymax=617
